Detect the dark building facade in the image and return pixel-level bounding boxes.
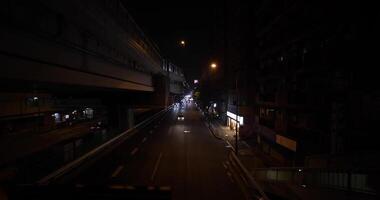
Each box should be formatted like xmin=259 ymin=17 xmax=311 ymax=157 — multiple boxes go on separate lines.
xmin=213 ymin=1 xmax=379 ymax=167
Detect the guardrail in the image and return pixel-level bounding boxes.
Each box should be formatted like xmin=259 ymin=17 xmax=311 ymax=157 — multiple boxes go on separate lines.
xmin=37 ymin=105 xmax=173 ymax=185
xmin=251 ymin=167 xmax=377 ymax=195
xmin=205 ymin=119 xmax=224 ymax=141
xmin=228 ymin=151 xmax=270 ymax=200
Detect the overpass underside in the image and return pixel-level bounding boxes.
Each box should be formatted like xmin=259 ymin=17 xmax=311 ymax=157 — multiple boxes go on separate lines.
xmin=0 ymin=27 xmax=154 ymax=92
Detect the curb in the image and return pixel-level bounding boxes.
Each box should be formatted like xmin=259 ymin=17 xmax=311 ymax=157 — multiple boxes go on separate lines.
xmin=205 ymin=122 xmax=224 ymax=140
xmin=228 ymin=152 xmax=270 ymax=200
xmin=207 ymin=121 xmax=236 ymax=151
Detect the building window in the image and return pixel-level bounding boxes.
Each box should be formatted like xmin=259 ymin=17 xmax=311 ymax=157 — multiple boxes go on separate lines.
xmin=85 ymin=108 xmax=94 ymax=119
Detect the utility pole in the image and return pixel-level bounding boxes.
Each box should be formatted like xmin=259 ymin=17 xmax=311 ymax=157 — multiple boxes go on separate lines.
xmin=235 ymin=69 xmax=240 ymax=155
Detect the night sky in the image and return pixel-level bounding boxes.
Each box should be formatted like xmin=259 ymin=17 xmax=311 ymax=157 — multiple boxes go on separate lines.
xmin=123 ymin=0 xmax=219 ymax=81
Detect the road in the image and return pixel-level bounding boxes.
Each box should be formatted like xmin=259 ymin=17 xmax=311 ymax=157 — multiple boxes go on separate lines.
xmin=71 ymin=102 xmax=245 ymax=200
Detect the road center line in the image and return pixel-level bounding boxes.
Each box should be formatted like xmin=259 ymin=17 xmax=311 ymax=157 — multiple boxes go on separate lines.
xmin=151 ymin=152 xmax=163 ymax=181
xmin=130 ymin=147 xmax=139 ymax=156
xmin=111 ymin=165 xmax=124 ymax=178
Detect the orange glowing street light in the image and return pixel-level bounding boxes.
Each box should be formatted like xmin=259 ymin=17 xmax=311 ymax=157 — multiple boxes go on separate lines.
xmin=210 ymin=62 xmax=217 ymax=69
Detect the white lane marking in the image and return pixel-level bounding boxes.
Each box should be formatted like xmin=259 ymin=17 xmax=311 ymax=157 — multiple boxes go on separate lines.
xmin=227 ymin=171 xmax=232 ymax=177
xmin=151 ymin=152 xmax=163 ymax=181
xmin=223 ymin=162 xmax=228 ymax=169
xmin=130 ymin=147 xmax=139 ymax=156
xmin=184 ymin=130 xmax=190 ymax=133
xmin=142 ymin=137 xmax=147 ymax=143
xmin=226 ymin=171 xmax=235 ymax=183
xmin=111 ymin=165 xmax=124 ymax=178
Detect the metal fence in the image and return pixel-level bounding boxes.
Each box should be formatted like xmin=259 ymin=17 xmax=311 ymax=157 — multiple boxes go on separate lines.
xmin=251 ymin=167 xmax=377 ymax=195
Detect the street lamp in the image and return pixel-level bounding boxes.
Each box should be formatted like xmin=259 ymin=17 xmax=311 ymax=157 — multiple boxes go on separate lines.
xmin=210 ymin=62 xmax=217 ymax=69
xmin=235 ymin=70 xmax=240 ymax=155
xmin=180 ymin=40 xmax=186 ymax=47
xmin=209 ymin=62 xmax=240 ymax=155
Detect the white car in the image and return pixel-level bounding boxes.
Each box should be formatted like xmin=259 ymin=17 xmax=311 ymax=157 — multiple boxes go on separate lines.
xmin=177 ymin=113 xmax=185 ymax=121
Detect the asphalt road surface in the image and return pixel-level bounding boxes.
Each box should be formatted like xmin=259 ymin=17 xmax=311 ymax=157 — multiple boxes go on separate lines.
xmin=71 ymin=102 xmax=244 ymax=200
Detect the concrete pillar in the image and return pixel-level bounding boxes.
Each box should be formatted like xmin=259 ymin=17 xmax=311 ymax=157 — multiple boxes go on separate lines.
xmin=127 ymin=108 xmax=134 ymax=128
xmin=116 ymin=105 xmax=126 ymax=130
xmin=152 ymin=74 xmax=169 ymax=107
xmin=109 ymin=105 xmax=134 ymax=131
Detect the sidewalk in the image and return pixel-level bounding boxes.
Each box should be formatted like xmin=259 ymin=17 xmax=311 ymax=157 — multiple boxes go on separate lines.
xmin=208 ymin=120 xmax=283 ymax=168
xmin=208 ymin=121 xmax=377 ymax=200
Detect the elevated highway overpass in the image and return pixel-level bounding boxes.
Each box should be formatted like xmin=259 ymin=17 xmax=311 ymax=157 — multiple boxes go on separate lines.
xmin=0 ymin=0 xmax=186 ymax=96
